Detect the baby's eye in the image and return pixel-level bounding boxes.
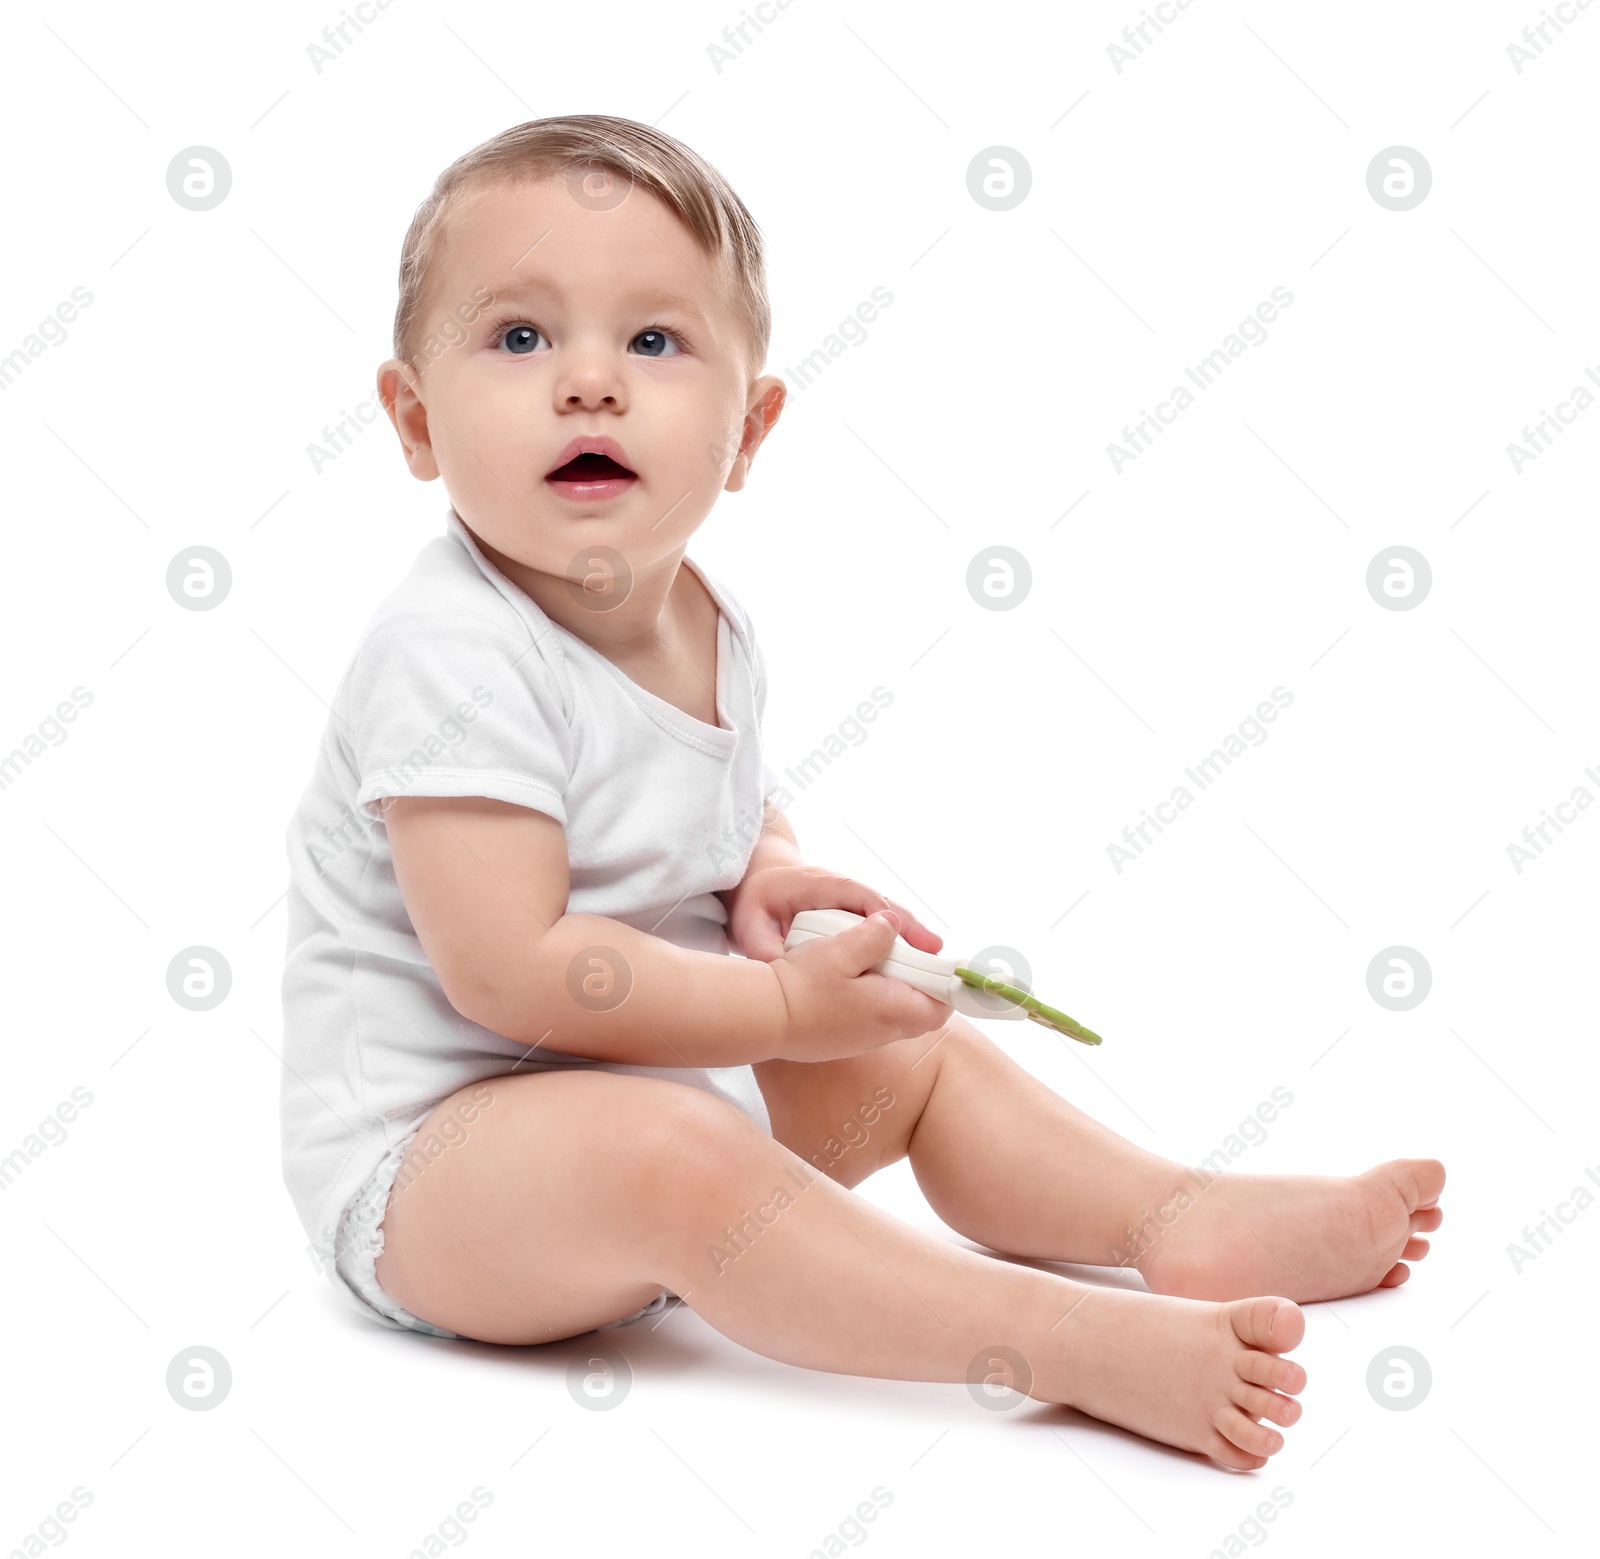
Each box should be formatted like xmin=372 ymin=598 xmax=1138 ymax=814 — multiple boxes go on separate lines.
xmin=631 ymin=328 xmax=682 ymax=358
xmin=495 ymin=323 xmax=545 ymax=355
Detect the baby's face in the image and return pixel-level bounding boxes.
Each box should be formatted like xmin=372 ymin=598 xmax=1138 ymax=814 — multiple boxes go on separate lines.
xmin=380 ymin=172 xmax=782 ymax=583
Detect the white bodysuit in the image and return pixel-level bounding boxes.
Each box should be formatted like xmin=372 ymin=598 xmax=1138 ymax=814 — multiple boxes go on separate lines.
xmin=278 ymin=507 xmax=780 ymax=1314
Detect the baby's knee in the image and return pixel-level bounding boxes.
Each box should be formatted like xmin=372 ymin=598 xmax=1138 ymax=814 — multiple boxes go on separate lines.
xmin=616 ymin=1077 xmax=782 ymax=1220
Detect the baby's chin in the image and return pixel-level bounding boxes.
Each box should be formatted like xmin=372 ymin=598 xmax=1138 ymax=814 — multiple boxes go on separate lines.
xmin=460 ymin=505 xmax=706 ymax=592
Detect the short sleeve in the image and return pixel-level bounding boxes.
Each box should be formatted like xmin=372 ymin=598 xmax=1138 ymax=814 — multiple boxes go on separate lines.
xmin=343 ymin=614 xmax=572 ymax=825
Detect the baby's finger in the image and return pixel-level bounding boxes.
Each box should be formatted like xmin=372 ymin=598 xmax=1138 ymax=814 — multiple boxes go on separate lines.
xmin=806 ymin=878 xmax=938 ymax=948
xmin=846 ymin=889 xmax=940 ymax=953
xmin=877 ymin=898 xmax=942 ymax=953
xmin=798 ymin=875 xmax=901 ymax=925
xmin=867 ymin=975 xmax=954 ymax=1038
xmin=736 ymin=911 xmax=787 ymax=963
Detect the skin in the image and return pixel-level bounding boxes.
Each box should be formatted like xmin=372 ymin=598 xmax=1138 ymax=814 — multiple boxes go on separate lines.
xmin=369 ymin=169 xmax=1447 ymax=1471
xmin=377 ymin=169 xmax=787 ymax=689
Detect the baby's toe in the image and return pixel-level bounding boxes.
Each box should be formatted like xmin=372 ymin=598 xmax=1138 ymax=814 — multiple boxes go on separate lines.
xmin=1211 ymin=1437 xmax=1269 ymax=1472
xmin=1377 ymin=1261 xmax=1411 ymax=1287
xmin=1205 ymin=1432 xmax=1267 ymax=1472
xmin=1226 ymin=1295 xmax=1304 ymax=1354
xmin=1401 ymin=1234 xmax=1430 ymax=1261
xmin=1214 ymin=1403 xmax=1283 ymax=1458
xmin=1394 ymin=1157 xmax=1446 ymax=1210
xmin=1233 ymin=1380 xmax=1301 ymax=1428
xmin=1411 ymin=1205 xmax=1444 ymax=1234
xmin=1237 ymin=1347 xmax=1307 ymax=1397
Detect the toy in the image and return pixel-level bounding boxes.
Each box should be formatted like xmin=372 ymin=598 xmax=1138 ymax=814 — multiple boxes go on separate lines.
xmin=782 ymin=908 xmax=1102 ymax=1046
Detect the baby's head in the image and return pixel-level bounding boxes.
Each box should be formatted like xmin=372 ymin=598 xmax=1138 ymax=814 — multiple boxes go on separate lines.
xmin=377 ymin=115 xmax=785 ymax=593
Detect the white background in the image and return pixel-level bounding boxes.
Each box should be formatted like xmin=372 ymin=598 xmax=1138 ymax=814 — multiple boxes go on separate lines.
xmin=2 ymin=0 xmax=1595 ymax=1553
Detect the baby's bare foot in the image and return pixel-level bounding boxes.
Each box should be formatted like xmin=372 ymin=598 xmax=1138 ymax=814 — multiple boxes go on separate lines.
xmin=1035 ymin=1286 xmax=1306 ymax=1471
xmin=1134 ymin=1158 xmax=1446 ymax=1304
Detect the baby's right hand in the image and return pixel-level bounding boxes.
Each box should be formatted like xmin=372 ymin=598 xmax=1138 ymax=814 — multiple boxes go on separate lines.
xmin=769 ymin=910 xmax=954 ymax=1062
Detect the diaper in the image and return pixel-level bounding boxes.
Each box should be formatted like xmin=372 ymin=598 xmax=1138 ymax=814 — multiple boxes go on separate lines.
xmin=329 ymin=1117 xmax=677 ymax=1338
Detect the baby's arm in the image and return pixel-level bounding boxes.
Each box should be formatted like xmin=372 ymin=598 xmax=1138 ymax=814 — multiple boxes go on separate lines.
xmin=384 ymin=794 xmax=786 ymax=1069
xmin=385 ymin=792 xmax=946 ymax=1068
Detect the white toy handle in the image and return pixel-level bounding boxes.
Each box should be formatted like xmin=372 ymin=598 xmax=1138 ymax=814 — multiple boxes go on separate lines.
xmin=782 ymin=907 xmax=1023 ymax=1021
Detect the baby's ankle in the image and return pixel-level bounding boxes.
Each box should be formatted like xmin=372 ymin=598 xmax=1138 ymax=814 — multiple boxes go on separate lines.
xmin=1107 ymin=1166 xmax=1207 ymax=1277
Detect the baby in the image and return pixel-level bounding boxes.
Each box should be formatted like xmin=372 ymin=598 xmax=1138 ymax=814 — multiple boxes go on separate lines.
xmin=279 ymin=113 xmax=1445 ymax=1472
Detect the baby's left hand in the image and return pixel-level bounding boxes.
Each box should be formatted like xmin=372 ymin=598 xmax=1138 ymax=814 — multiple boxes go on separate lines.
xmin=723 ymin=864 xmax=943 ymax=963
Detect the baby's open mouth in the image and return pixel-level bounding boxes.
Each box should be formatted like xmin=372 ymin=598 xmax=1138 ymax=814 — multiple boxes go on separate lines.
xmin=547 ymin=452 xmax=636 ymax=483
xmin=544 ymin=439 xmax=639 ymax=505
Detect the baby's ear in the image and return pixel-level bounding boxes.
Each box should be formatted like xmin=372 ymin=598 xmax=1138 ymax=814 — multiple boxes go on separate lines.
xmin=724 ymin=381 xmax=786 ymax=492
xmin=376 ymin=359 xmax=440 ymax=482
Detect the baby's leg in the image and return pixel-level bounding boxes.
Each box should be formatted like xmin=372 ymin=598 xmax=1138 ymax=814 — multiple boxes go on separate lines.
xmin=375 ymin=1070 xmax=1306 ymax=1471
xmin=897 ymin=1016 xmax=1446 ymax=1303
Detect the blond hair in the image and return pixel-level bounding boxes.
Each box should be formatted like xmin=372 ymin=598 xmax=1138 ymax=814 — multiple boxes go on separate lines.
xmin=391 ymin=114 xmax=770 ymax=379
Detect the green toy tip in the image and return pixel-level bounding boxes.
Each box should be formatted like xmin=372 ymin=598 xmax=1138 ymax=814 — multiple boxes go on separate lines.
xmin=954 ymin=967 xmax=1103 ymax=1046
